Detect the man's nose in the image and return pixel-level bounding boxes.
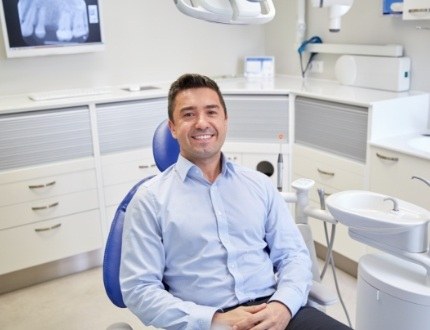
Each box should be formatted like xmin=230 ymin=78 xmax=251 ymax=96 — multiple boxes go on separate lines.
xmin=195 ymin=114 xmax=209 ymax=128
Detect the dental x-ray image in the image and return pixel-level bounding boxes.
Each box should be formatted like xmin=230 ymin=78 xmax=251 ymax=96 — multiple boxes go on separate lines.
xmin=17 ymin=0 xmax=96 ymax=45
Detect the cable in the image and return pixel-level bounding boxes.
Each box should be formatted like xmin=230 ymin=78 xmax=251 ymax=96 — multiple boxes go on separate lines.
xmin=322 ymin=222 xmax=352 ymax=328
xmin=317 ymin=188 xmax=352 ymax=327
xmin=297 ymin=36 xmax=322 ymax=78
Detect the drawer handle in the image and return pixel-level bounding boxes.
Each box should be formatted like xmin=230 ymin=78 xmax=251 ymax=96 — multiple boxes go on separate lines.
xmin=28 ymin=181 xmax=56 ymax=189
xmin=31 ymin=202 xmax=59 ymax=211
xmin=317 ymin=168 xmax=335 ymax=177
xmin=34 ymin=223 xmax=62 ymax=232
xmin=138 ymin=165 xmax=149 ymax=169
xmin=376 ymin=152 xmax=399 ymax=162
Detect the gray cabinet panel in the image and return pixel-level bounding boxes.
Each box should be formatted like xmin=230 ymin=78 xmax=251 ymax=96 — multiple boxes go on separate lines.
xmin=96 ymin=99 xmax=166 ymax=154
xmin=224 ymin=95 xmax=289 ymax=143
xmin=0 ymin=107 xmax=93 ymax=170
xmin=295 ymin=97 xmax=367 ymax=162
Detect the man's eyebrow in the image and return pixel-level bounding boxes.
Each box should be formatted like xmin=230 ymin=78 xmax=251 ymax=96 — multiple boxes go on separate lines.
xmin=178 ymin=106 xmax=196 ymax=113
xmin=205 ymin=104 xmax=221 ymax=109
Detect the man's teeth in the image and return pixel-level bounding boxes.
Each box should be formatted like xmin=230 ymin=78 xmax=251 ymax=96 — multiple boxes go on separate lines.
xmin=194 ymin=134 xmax=212 ymax=140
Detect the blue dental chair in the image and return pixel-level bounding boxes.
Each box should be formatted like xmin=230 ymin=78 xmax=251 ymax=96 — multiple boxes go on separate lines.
xmin=103 ymin=120 xmax=338 ymax=315
xmin=103 ymin=119 xmax=179 ymax=308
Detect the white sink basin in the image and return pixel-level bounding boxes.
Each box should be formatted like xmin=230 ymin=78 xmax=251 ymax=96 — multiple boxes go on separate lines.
xmin=326 ymin=190 xmax=430 ymax=253
xmin=408 ymin=136 xmax=430 ymax=153
xmin=326 ymin=190 xmax=430 ymax=233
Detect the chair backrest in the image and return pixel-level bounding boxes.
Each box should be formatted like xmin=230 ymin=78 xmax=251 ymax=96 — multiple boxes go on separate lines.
xmin=103 ymin=119 xmax=179 ymax=308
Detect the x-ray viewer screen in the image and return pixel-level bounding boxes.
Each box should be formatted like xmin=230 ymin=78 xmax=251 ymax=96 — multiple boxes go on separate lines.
xmin=1 ymin=0 xmax=104 ymax=57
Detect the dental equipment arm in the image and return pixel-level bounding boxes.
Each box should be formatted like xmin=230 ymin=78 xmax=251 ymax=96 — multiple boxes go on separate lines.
xmin=174 ymin=0 xmax=275 ymax=24
xmin=311 ymin=0 xmax=354 ymax=32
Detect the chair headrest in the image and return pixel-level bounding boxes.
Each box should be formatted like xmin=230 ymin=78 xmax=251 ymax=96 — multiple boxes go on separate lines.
xmin=152 ymin=120 xmax=180 ymax=171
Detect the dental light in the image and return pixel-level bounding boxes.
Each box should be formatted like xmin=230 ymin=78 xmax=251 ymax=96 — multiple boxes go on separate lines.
xmin=311 ymin=0 xmax=354 ymax=32
xmin=174 ymin=0 xmax=275 ymax=25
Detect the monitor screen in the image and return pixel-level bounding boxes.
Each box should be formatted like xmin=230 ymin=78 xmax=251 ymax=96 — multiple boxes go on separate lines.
xmin=0 ymin=0 xmax=104 ymax=58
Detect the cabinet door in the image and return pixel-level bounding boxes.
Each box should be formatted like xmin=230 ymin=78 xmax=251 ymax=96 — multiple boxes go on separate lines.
xmin=96 ymin=98 xmax=166 ymax=154
xmin=369 ymin=146 xmax=430 ymax=210
xmin=295 ymin=97 xmax=368 ymax=162
xmin=0 ymin=107 xmax=93 ymax=170
xmin=224 ymin=95 xmax=289 ymax=143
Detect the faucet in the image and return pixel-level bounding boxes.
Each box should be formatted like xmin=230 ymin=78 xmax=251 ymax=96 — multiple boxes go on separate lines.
xmin=411 ymin=176 xmax=430 ymax=188
xmin=384 ymin=197 xmax=399 ymax=212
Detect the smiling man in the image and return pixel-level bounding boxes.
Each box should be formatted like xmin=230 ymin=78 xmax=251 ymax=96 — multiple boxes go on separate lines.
xmin=120 ymin=73 xmax=351 ymax=330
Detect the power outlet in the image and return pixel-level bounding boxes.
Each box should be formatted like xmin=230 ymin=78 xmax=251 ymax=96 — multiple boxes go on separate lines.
xmin=310 ymin=61 xmax=324 ymax=73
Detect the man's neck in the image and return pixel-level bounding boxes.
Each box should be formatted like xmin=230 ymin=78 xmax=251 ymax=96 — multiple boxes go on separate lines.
xmin=194 ymin=155 xmax=222 ymax=183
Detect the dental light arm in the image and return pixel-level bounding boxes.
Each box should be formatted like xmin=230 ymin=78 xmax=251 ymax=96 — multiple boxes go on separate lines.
xmin=174 ymin=0 xmax=275 ymax=24
xmin=311 ymin=0 xmax=354 ymax=32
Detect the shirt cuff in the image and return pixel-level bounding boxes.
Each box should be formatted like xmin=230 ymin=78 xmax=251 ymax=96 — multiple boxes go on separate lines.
xmin=269 ymin=287 xmax=307 ymax=317
xmin=188 ymin=305 xmax=219 ymax=330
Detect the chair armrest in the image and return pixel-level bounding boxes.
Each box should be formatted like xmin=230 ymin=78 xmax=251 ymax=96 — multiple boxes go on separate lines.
xmin=308 ymin=281 xmax=338 ymax=306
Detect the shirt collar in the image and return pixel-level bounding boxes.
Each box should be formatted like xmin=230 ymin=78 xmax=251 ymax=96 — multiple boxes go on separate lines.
xmin=174 ymin=153 xmax=235 ymax=182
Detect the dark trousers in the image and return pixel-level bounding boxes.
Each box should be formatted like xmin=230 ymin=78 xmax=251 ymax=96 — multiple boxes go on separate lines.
xmin=287 ymin=306 xmax=351 ymax=330
xmin=223 ymin=298 xmax=352 ymax=330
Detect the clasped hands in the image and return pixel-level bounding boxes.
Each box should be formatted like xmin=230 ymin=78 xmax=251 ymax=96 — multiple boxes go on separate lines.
xmin=212 ymin=301 xmax=292 ymax=330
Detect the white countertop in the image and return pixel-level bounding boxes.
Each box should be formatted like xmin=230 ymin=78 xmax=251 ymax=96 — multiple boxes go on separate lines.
xmin=370 ymin=133 xmax=430 ymax=161
xmin=0 ymin=75 xmax=424 ymax=114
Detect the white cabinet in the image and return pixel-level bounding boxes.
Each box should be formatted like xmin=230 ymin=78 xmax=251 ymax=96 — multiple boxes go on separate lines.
xmin=0 ymin=107 xmax=102 ymax=276
xmin=96 ymin=98 xmax=166 ymax=228
xmin=369 ymin=146 xmax=430 ymax=210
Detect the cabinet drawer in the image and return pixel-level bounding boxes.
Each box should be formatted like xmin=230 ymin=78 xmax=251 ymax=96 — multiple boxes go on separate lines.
xmin=0 ymin=210 xmax=102 ymax=275
xmin=293 ymin=144 xmax=365 ymax=192
xmin=0 ymin=189 xmax=99 ymax=230
xmin=0 ymin=169 xmax=97 ymax=207
xmin=369 ymin=146 xmax=430 ymax=210
xmin=102 ymin=157 xmax=157 ymax=186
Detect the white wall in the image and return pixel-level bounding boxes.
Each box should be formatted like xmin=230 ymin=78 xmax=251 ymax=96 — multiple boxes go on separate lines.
xmin=266 ymin=0 xmax=430 ymax=94
xmin=1 ymin=0 xmax=429 ymax=99
xmin=0 ymin=1 xmax=265 ymax=95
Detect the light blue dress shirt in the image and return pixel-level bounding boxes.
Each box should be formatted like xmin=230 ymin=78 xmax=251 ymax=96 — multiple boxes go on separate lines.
xmin=120 ymin=154 xmax=313 ymax=330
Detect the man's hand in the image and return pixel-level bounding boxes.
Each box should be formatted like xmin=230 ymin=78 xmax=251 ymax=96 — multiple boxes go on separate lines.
xmin=232 ymin=301 xmax=292 ymax=330
xmin=212 ymin=304 xmax=268 ymax=329
xmin=212 ymin=302 xmax=292 ymax=330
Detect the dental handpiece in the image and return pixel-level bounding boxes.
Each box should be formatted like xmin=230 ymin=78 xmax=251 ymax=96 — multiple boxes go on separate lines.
xmin=277 ymin=133 xmax=284 ymax=192
xmin=277 ymin=152 xmax=283 ymax=192
xmin=317 ymin=188 xmax=326 ymax=210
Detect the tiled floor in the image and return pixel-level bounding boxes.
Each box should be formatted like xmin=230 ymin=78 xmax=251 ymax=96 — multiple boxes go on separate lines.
xmin=0 ymin=261 xmax=356 ymax=330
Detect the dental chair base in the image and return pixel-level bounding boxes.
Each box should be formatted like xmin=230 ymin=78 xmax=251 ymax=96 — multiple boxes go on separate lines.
xmin=356 ymin=253 xmax=430 ymax=330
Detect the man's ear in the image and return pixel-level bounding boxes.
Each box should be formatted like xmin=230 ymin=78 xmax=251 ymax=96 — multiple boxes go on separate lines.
xmin=168 ymin=120 xmax=177 ymax=139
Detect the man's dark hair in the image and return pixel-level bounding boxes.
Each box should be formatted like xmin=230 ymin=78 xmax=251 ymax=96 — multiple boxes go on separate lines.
xmin=167 ymin=73 xmax=227 ymax=121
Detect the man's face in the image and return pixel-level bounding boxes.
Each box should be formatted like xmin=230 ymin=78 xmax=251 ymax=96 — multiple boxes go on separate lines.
xmin=169 ymin=87 xmax=227 ymax=166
